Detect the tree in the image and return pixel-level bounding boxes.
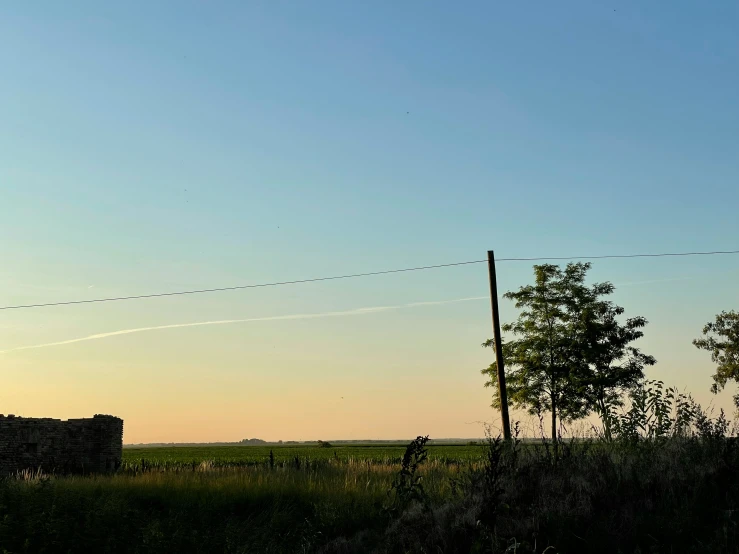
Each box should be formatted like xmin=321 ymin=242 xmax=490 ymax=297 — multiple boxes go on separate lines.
xmin=576 ymin=301 xmax=656 ymax=440
xmin=482 ymin=262 xmax=654 ymax=442
xmin=482 ymin=263 xmax=596 ymax=442
xmin=693 ymin=310 xmax=739 ymax=408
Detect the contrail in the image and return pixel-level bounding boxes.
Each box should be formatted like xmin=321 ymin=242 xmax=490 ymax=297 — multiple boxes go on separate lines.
xmin=0 ymin=296 xmax=487 ymax=354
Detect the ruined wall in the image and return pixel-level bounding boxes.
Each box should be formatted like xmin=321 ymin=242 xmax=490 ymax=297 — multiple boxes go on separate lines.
xmin=0 ymin=414 xmax=123 ymax=475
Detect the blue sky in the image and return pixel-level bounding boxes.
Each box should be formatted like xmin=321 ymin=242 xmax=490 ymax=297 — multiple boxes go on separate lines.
xmin=1 ymin=2 xmax=738 ymax=442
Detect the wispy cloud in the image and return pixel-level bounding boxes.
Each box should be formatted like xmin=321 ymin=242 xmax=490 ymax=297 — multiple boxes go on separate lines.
xmin=0 ymin=296 xmax=487 ymax=355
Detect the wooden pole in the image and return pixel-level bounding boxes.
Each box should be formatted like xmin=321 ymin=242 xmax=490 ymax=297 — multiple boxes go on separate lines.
xmin=487 ymin=250 xmax=511 ymax=440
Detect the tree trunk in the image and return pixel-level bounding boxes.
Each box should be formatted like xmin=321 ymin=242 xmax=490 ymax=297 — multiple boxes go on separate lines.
xmin=551 ymin=396 xmax=557 ymax=442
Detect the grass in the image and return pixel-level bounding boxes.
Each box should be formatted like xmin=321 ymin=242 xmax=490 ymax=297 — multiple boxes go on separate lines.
xmin=4 ymin=405 xmax=739 ymax=554
xmin=121 ymin=444 xmax=486 ymax=470
xmin=0 ymin=454 xmax=465 ymax=553
xmin=2 ymin=437 xmax=738 ymax=553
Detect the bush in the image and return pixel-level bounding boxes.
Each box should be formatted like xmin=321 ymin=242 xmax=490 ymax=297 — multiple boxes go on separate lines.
xmin=324 ymin=410 xmax=739 ymax=554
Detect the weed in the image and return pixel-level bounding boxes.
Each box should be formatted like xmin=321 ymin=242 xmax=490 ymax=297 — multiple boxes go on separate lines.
xmin=386 ymin=436 xmax=430 ymax=517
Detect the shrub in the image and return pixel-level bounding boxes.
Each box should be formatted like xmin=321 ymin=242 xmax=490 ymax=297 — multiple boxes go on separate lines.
xmin=386 ymin=436 xmax=430 ymax=517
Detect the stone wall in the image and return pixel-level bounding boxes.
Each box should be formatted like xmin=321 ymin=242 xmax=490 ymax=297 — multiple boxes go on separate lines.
xmin=0 ymin=414 xmax=123 ymax=475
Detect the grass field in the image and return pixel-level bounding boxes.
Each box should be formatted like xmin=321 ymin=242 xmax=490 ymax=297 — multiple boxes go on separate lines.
xmin=121 ymin=444 xmax=486 ymax=470
xmin=3 ymin=435 xmax=739 ymax=553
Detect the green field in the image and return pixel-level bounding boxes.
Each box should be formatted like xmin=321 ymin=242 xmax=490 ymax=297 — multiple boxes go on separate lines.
xmin=3 ymin=436 xmax=739 ymax=553
xmin=122 ymin=444 xmax=486 ymax=469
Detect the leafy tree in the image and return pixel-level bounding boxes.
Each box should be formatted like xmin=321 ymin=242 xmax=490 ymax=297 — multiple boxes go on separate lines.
xmin=482 ymin=262 xmax=654 ymax=442
xmin=693 ymin=310 xmax=739 ymax=408
xmin=482 ymin=263 xmax=596 ymax=441
xmin=577 ymin=301 xmax=656 ymax=440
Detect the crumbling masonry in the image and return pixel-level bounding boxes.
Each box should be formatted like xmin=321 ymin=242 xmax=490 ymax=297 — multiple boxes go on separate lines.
xmin=0 ymin=414 xmax=123 ymax=475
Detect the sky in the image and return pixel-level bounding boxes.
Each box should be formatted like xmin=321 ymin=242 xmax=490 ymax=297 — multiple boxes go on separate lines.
xmin=1 ymin=1 xmax=738 ymax=443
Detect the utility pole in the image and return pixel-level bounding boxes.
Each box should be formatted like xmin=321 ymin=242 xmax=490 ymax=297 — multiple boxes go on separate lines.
xmin=487 ymin=250 xmax=511 ymax=440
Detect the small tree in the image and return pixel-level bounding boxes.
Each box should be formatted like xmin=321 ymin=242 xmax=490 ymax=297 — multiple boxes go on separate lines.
xmin=577 ymin=301 xmax=656 ymax=440
xmin=482 ymin=262 xmax=653 ymax=442
xmin=482 ymin=263 xmax=597 ymax=442
xmin=693 ymin=310 xmax=739 ymax=408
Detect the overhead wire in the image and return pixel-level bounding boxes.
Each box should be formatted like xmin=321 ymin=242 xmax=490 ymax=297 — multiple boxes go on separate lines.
xmin=1 ymin=249 xmax=738 ymax=311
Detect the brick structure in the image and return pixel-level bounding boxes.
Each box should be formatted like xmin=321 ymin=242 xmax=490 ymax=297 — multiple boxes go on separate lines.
xmin=0 ymin=414 xmax=123 ymax=475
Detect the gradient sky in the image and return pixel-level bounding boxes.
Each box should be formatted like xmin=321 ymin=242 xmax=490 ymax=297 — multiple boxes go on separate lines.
xmin=1 ymin=2 xmax=738 ymax=444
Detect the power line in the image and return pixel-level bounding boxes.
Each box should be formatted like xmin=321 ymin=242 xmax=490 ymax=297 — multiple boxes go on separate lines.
xmin=1 ymin=249 xmax=738 ymax=312
xmin=0 ymin=260 xmax=486 ymax=311
xmin=494 ymin=249 xmax=739 ymax=261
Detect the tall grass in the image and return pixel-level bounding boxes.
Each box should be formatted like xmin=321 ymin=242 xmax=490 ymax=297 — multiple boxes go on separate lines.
xmin=0 ymin=460 xmax=469 ymax=553
xmin=2 ymin=384 xmax=739 ymax=553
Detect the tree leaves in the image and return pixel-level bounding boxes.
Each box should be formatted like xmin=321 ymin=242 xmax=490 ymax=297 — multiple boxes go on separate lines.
xmin=693 ymin=310 xmax=739 ymax=403
xmin=482 ymin=262 xmax=654 ymax=441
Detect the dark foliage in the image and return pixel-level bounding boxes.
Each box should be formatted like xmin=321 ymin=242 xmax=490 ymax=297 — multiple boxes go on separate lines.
xmin=694 ymin=310 xmax=739 ymax=407
xmin=385 ymin=436 xmax=430 ymax=517
xmin=323 ymin=404 xmax=739 ymax=554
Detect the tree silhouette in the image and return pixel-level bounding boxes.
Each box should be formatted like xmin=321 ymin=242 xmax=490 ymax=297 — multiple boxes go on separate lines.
xmin=694 ymin=310 xmax=739 ymax=408
xmin=576 ymin=300 xmax=656 ymax=440
xmin=482 ymin=262 xmax=654 ymax=442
